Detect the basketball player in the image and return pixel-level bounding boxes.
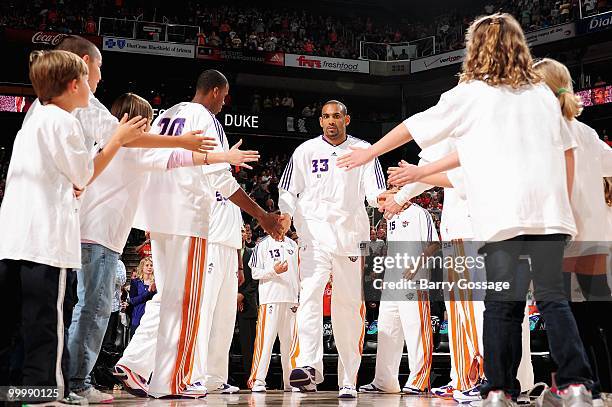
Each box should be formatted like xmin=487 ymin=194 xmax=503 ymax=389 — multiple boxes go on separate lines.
xmin=119 ymin=70 xmax=283 ymax=398
xmin=359 ymin=193 xmax=438 ymax=395
xmin=380 ymin=140 xmax=487 ymax=402
xmin=186 ymin=192 xmax=245 ymax=395
xmin=247 ymin=234 xmax=300 ymax=392
xmin=278 ymin=100 xmax=386 ymax=398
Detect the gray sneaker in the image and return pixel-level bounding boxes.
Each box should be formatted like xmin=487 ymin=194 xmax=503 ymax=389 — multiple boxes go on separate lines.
xmin=482 ymin=390 xmax=514 ymax=407
xmin=74 ymin=387 xmax=113 ymax=404
xmin=536 ymin=384 xmax=592 ymax=407
xmin=60 ymin=392 xmax=89 ymax=405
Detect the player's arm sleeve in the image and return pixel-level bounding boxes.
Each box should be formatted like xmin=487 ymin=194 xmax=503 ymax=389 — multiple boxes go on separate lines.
xmin=199 ymin=114 xmax=231 ymax=175
xmin=394 ymin=183 xmax=432 ymax=205
xmin=74 ymin=98 xmax=119 ymax=147
xmin=208 ymin=169 xmax=241 ymax=199
xmin=249 ymin=243 xmax=279 ymax=280
xmin=403 ymin=87 xmax=462 ymax=149
xmin=278 ymin=152 xmax=305 ymax=217
xmin=364 ymin=157 xmax=387 ymax=207
xmin=48 ymin=120 xmax=94 ymax=189
xmin=421 ymin=209 xmax=439 ymax=243
xmin=127 ymin=148 xmax=176 ymax=171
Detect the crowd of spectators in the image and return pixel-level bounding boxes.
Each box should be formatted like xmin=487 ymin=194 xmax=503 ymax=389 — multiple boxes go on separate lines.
xmin=2 ymin=0 xmax=611 ymax=61
xmin=244 ymin=90 xmax=399 ymax=121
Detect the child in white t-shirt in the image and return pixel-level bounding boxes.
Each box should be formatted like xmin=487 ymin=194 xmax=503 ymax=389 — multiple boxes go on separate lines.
xmin=0 ymin=50 xmax=144 ymax=403
xmin=247 ymin=235 xmax=299 ymax=392
xmin=338 ymin=13 xmax=594 ymax=406
xmin=534 ymin=58 xmax=612 ymax=401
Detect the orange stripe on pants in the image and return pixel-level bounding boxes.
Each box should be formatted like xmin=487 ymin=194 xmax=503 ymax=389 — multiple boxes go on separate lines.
xmin=170 ymin=237 xmax=206 ymax=394
xmin=412 ymin=291 xmax=433 ymax=390
xmin=248 ymin=305 xmax=267 ymax=388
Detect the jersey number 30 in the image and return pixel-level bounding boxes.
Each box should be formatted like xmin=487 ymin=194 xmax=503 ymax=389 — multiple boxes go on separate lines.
xmin=159 ymin=117 xmax=186 ymax=136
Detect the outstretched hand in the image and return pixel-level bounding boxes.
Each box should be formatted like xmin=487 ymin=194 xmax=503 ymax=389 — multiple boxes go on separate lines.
xmin=225 ymin=139 xmax=260 ymax=169
xmin=177 ymin=130 xmax=217 ymax=153
xmin=116 ymin=114 xmax=148 ymax=145
xmin=336 ymin=146 xmax=374 ymax=170
xmin=387 ymin=161 xmax=422 ymax=186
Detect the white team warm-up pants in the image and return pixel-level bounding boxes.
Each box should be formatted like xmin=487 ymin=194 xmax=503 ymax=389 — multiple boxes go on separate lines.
xmin=190 ymin=242 xmax=238 ymax=390
xmin=290 ymin=244 xmax=365 ymax=387
xmin=443 ymin=240 xmax=485 ymax=391
xmin=117 ymin=240 xmax=237 ymax=394
xmin=248 ymin=302 xmax=298 ymax=389
xmin=116 ymin=233 xmax=169 ymax=382
xmin=372 ymin=292 xmax=433 ymax=393
xmin=146 ymin=233 xmax=208 ymax=397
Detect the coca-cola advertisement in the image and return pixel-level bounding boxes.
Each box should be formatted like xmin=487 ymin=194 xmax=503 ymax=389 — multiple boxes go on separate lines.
xmin=3 ymin=28 xmax=102 ymax=48
xmin=31 ymin=31 xmax=69 ymax=46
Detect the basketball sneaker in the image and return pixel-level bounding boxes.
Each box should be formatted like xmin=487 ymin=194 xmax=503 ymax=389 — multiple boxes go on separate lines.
xmin=339 ymin=386 xmax=358 ymax=399
xmin=251 ymin=380 xmax=266 ymax=393
xmin=209 ymin=383 xmax=239 ymax=394
xmin=431 ymin=384 xmax=455 ymax=399
xmin=290 ymin=366 xmax=317 ymax=392
xmin=453 ymin=384 xmax=482 ymax=403
xmin=113 ymin=364 xmax=148 ymax=397
xmin=183 ymin=382 xmax=208 ymax=398
xmin=359 ymin=383 xmax=390 ymax=393
xmin=402 ymin=385 xmax=428 ymax=395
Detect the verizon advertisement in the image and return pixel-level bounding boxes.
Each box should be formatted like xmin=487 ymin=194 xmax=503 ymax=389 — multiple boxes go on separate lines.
xmin=411 ymin=23 xmax=576 ymax=73
xmin=525 ymin=22 xmax=575 ymax=47
xmin=410 ymin=49 xmax=465 ymax=73
xmin=103 ymin=37 xmax=195 ymax=59
xmin=285 ymin=54 xmax=370 ymax=74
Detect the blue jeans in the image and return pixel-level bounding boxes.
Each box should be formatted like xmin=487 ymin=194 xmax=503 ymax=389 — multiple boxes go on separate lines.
xmin=68 ymin=243 xmax=119 ymax=392
xmin=479 ymin=234 xmax=593 ymax=397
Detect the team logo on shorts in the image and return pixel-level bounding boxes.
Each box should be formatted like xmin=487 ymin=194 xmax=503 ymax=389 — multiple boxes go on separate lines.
xmin=268 ymin=305 xmax=274 ymax=314
xmin=287 ymin=248 xmax=294 ymax=255
xmin=402 ymin=220 xmax=410 ymax=228
xmin=348 ymin=256 xmax=358 ymax=262
xmin=290 ymin=306 xmax=298 ymax=313
xmin=207 ymin=262 xmax=214 ymax=273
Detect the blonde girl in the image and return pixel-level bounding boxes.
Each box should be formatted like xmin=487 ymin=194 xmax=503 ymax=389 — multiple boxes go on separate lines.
xmin=338 ymin=13 xmax=594 ymax=406
xmin=534 ymin=58 xmax=612 ymax=398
